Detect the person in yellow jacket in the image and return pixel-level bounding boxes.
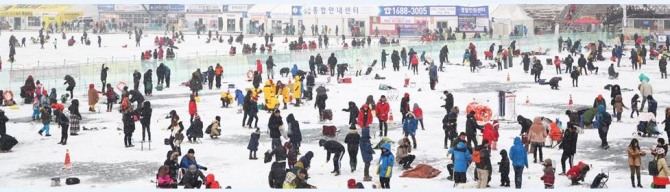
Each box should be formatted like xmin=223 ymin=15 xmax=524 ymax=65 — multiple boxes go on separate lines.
xmin=266 ymin=95 xmax=279 ymax=112
xmin=280 ymin=83 xmax=292 ymax=110
xmin=246 ymin=87 xmax=261 ymax=98
xmin=220 ymin=90 xmax=234 ymax=108
xmin=263 ymin=80 xmax=276 ymax=104
xmin=292 ymin=75 xmax=303 ymax=107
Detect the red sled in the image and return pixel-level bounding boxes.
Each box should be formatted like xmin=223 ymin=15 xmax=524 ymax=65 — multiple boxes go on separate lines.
xmin=338 ymin=77 xmax=352 ymax=84
xmin=322 ymin=125 xmax=337 ymax=137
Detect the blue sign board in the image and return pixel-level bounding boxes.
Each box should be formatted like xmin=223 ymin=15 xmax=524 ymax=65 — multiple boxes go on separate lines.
xmin=97 ymin=4 xmax=115 ymax=12
xmin=170 ymin=4 xmax=185 ymax=12
xmin=456 ymin=6 xmax=488 ymax=17
xmin=379 ymin=6 xmax=429 ymax=16
xmin=292 ymin=6 xmax=302 ymax=16
xmin=149 ymin=4 xmax=184 ymax=12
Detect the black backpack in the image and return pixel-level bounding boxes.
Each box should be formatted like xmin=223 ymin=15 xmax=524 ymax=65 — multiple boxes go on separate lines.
xmin=204 ymin=124 xmax=212 ymax=134
xmin=65 ymin=177 xmax=80 ymax=185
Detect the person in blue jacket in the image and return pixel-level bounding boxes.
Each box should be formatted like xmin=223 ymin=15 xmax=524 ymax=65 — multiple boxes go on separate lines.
xmin=449 ymin=141 xmax=472 ymax=185
xmin=291 ymin=64 xmax=299 ymax=77
xmin=377 ymin=143 xmax=394 ymax=189
xmin=180 ymin=148 xmax=208 ymax=171
xmin=403 ymin=112 xmax=418 ymax=149
xmin=359 ymin=128 xmax=375 ymax=181
xmin=429 ymin=64 xmax=438 ymax=90
xmin=509 ymin=137 xmax=528 ymax=189
xmin=235 ymin=89 xmax=245 ymax=107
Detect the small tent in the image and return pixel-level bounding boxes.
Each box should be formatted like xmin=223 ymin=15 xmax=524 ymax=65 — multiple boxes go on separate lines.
xmin=490 ymin=4 xmax=535 ymax=37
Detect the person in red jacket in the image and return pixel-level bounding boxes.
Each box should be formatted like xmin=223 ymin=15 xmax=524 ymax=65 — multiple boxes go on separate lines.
xmin=482 ymin=122 xmax=499 ymax=151
xmin=554 ymin=56 xmax=562 ymax=74
xmin=412 ymin=103 xmax=424 ymax=130
xmin=256 ymin=59 xmax=263 ymax=75
xmin=566 ymin=161 xmax=589 ymax=185
xmin=188 ymin=94 xmax=198 ymax=122
xmin=357 ymin=104 xmax=373 ymax=128
xmin=375 ymin=95 xmax=390 ymax=137
xmin=410 ymin=55 xmax=419 ymax=75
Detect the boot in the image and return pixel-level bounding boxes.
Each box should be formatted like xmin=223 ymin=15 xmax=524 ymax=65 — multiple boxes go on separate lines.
xmin=363 ymin=176 xmax=372 ymax=181
xmin=351 ymin=162 xmax=357 ymax=173
xmin=38 ymin=130 xmax=43 ymax=136
xmin=249 ymin=151 xmax=254 ymax=160
xmin=637 ymin=178 xmax=643 ymax=188
xmin=412 ymin=136 xmax=417 ymax=149
xmin=631 ymin=176 xmax=636 ymax=188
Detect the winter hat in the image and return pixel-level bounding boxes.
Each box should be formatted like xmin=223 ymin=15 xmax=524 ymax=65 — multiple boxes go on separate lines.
xmin=380 ymin=95 xmax=386 ymax=99
xmin=188 ymin=165 xmax=197 ymax=173
xmin=543 ymin=159 xmax=552 ymax=166
xmin=274 ymin=109 xmax=281 ymax=114
xmin=404 ymin=93 xmax=409 ymax=98
xmin=459 ymin=132 xmax=467 ymax=137
xmin=597 ymin=94 xmax=603 ymax=100
xmin=356 ymin=182 xmax=364 ymax=189
xmin=215 ymin=116 xmax=221 ymax=122
xmin=89 ymin=84 xmax=95 ymax=89
xmin=295 ymin=162 xmax=304 ymax=169
xmin=318 ymin=139 xmax=326 ymax=147
xmin=188 ymin=148 xmax=195 ymax=154
xmin=171 ymin=152 xmax=180 ymax=159
xmin=347 ymin=179 xmax=357 ymax=189
xmin=413 ymin=103 xmax=419 ymax=109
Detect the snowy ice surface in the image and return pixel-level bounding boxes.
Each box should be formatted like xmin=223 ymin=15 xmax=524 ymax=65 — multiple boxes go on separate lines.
xmin=0 ymin=31 xmax=668 ymax=189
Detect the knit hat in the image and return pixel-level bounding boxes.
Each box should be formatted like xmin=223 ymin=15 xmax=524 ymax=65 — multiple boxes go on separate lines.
xmin=347 ymin=179 xmax=357 ymax=189
xmin=188 ymin=165 xmax=197 ymax=173
xmin=543 ymin=159 xmax=552 ymax=166
xmin=188 ymin=148 xmax=195 ymax=154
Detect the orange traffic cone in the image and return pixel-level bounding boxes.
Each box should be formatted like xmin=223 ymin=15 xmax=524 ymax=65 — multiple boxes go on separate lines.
xmin=64 ymin=150 xmax=71 ymax=170
xmin=506 ymin=73 xmax=511 ymax=82
xmin=525 ymin=96 xmax=530 ymax=105
xmin=568 ymin=94 xmax=574 ymax=107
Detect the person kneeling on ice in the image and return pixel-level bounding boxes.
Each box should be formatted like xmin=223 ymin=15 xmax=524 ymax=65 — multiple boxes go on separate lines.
xmin=186 ymin=115 xmax=203 ymax=143
xmin=567 ymin=162 xmax=590 ymax=185
xmin=319 ymin=139 xmax=345 ymax=176
xmin=220 ymin=90 xmax=233 ymax=108
xmin=396 ymin=136 xmax=416 ymax=170
xmin=180 ymin=165 xmax=206 ymax=189
xmin=608 ymin=64 xmax=619 ymax=79
xmin=206 ymin=116 xmax=221 ymax=139
xmin=180 ymin=149 xmax=208 ymax=171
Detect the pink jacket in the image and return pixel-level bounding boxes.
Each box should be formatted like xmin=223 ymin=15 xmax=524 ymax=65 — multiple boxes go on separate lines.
xmin=529 ymin=117 xmax=547 ymax=143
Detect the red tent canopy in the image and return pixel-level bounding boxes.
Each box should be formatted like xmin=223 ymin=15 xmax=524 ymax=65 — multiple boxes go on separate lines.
xmin=566 ymin=16 xmax=602 ymax=25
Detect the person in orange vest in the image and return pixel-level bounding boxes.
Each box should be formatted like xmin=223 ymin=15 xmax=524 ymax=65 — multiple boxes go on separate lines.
xmin=215 ymin=64 xmax=223 ymax=89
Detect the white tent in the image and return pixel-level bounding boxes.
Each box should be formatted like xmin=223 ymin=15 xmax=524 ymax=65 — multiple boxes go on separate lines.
xmin=490 ymin=4 xmax=535 ymax=37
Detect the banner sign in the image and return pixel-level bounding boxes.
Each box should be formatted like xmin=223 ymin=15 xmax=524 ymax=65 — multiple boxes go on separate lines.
xmin=456 ymin=6 xmax=488 ymax=17
xmin=379 ymin=6 xmax=457 ymax=16
xmin=458 ymin=16 xmax=488 ymax=32
xmin=296 ymin=5 xmax=372 ymax=16
xmin=186 ymin=4 xmax=220 ymax=12
xmin=223 ymin=5 xmax=248 ymax=12
xmin=115 ymin=4 xmax=143 ymax=12
xmin=97 ymin=4 xmax=115 ymax=12
xmin=148 ymin=4 xmax=184 ymax=12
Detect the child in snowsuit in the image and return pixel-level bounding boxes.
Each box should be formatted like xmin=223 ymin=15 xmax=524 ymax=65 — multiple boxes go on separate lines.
xmin=631 ymin=94 xmax=640 ymax=118
xmin=32 ymin=103 xmax=40 ymax=120
xmin=247 ymin=128 xmax=260 ymax=160
xmin=498 ymin=149 xmax=510 ymax=187
xmin=540 ymin=159 xmax=555 ymax=189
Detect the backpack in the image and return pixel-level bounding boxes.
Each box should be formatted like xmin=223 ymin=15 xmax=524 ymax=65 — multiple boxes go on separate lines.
xmin=472 ymin=149 xmax=482 ymax=164
xmin=649 ymin=159 xmax=661 ymax=176
xmin=205 ymin=124 xmax=212 ymax=134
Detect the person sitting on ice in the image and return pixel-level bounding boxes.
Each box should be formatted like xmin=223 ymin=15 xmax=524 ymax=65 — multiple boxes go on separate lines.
xmin=608 ymin=64 xmax=619 ymax=79
xmin=180 ymin=165 xmax=206 ymax=189
xmin=157 ymin=165 xmax=178 ymax=188
xmin=180 ymin=148 xmax=208 ymax=171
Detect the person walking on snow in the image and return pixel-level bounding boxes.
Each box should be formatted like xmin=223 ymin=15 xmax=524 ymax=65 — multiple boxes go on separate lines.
xmin=344 ymin=125 xmax=360 ymax=173
xmin=377 ymin=143 xmax=394 ymax=189
xmin=359 ymin=128 xmax=375 ymax=181
xmin=628 ymin=138 xmax=646 ymax=188
xmin=595 ymin=104 xmax=612 ymax=149
xmin=375 ymin=96 xmax=390 ymax=137
xmin=342 ymin=101 xmax=359 ymax=127
xmin=509 ymin=137 xmax=528 ymax=189
xmin=529 ymin=117 xmax=547 ymax=163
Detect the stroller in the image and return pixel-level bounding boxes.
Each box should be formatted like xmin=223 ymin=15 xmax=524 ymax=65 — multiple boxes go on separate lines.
xmin=634 ymin=112 xmax=661 ymax=137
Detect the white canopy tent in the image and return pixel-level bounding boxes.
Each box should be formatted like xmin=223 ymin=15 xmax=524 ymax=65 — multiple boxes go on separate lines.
xmin=490 ymin=4 xmax=535 ymax=37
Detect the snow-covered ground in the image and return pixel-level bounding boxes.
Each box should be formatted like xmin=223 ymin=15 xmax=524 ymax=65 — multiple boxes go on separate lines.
xmin=0 ymin=29 xmax=668 ymax=189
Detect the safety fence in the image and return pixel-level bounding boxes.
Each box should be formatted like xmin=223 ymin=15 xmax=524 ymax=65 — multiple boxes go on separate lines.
xmin=6 ymin=32 xmax=613 ymax=98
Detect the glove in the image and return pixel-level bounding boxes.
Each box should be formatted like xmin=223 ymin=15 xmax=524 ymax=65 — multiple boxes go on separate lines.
xmin=202 ymin=167 xmax=208 ymax=171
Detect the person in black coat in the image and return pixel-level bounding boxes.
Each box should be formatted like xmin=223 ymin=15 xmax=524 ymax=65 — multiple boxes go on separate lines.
xmin=391 ymin=50 xmax=401 ymax=71
xmin=54 ymin=109 xmax=70 ymax=145
xmin=532 ymin=60 xmax=543 ymax=82
xmin=267 ymin=139 xmax=288 ymax=188
xmin=441 ymin=91 xmax=454 ymax=113
xmin=439 ymin=45 xmax=449 ymax=71
xmin=156 ymin=63 xmax=166 ymax=86
xmin=100 ymin=64 xmax=109 ymax=90
xmin=564 ymin=55 xmax=574 ymax=74
xmin=305 ymin=72 xmax=315 ymax=100
xmin=143 ymin=69 xmax=153 ymax=96
xmin=268 ymin=109 xmax=284 ymax=149
xmin=63 ymin=75 xmax=76 ymax=100
xmin=252 ymin=71 xmax=262 ymax=89
xmin=139 ymin=101 xmax=152 ymax=142
xmin=206 ymin=66 xmax=215 ymax=90
xmin=0 ymin=109 xmax=7 ymax=137
xmin=319 ymin=139 xmax=345 ymax=176
xmin=498 ymin=149 xmax=511 ymax=187
xmin=309 ymin=56 xmax=316 ymax=76
xmin=465 ymin=111 xmax=482 ymax=148
xmin=443 ymin=107 xmax=459 ymax=148
xmin=122 ymin=108 xmax=136 ymax=147
xmin=344 ymin=125 xmax=360 ymax=173
xmin=342 ymin=101 xmax=359 ymax=126
xmin=132 ymin=70 xmax=141 ymax=91
xmin=570 ymin=67 xmax=580 ymax=87
xmin=286 ymin=114 xmax=302 ymax=152
xmin=549 ymin=77 xmax=562 ymax=90
xmin=522 ymin=54 xmax=530 ymax=73
xmin=475 ymin=140 xmax=493 ymax=185
xmin=186 ymin=115 xmax=203 ymax=143
xmin=578 ymin=54 xmax=587 ymax=75
xmin=381 ymin=50 xmax=389 ymax=69
xmin=558 ymin=125 xmax=578 ymax=174
xmin=327 ymin=53 xmax=338 ymax=77
xmin=517 ymin=115 xmax=532 ymax=135
xmin=128 ymin=90 xmax=145 ymax=109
